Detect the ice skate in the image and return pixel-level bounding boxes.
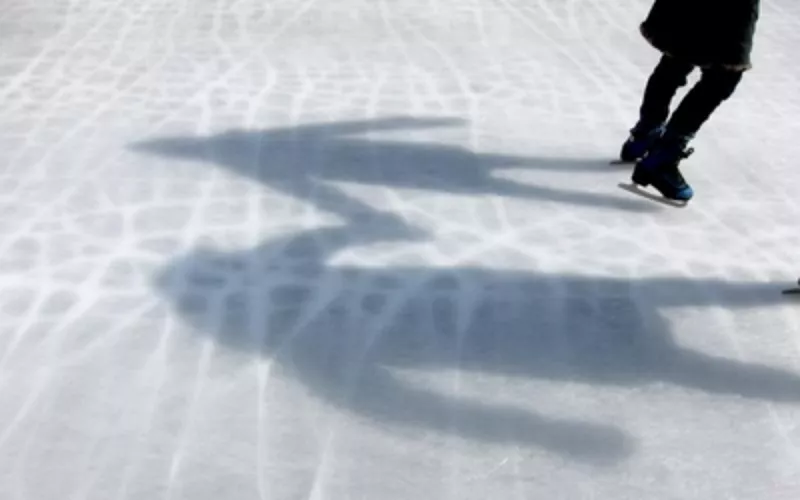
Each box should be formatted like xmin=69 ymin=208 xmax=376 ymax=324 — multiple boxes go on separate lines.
xmin=615 ymin=122 xmax=665 ymax=164
xmin=624 ymin=133 xmax=695 ymax=205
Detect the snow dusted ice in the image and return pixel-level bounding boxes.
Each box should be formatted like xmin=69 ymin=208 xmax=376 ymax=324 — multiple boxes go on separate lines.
xmin=1 ymin=0 xmax=800 ymax=498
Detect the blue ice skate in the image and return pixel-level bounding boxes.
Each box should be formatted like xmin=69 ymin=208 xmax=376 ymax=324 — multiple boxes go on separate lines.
xmin=630 ymin=134 xmax=695 ymax=202
xmin=619 ymin=122 xmax=665 ymax=163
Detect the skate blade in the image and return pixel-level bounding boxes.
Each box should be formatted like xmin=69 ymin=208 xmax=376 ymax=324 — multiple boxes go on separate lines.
xmin=617 ymin=183 xmax=689 ymax=208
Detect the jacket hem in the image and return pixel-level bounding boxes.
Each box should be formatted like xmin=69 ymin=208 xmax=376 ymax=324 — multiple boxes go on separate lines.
xmin=639 ymin=24 xmax=752 ymax=72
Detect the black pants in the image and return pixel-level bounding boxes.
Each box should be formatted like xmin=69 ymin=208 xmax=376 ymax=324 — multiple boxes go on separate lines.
xmin=639 ymin=55 xmax=743 ymax=137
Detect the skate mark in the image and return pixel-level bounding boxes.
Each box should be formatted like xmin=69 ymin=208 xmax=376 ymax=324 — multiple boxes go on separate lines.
xmin=617 ymin=183 xmax=688 ymax=209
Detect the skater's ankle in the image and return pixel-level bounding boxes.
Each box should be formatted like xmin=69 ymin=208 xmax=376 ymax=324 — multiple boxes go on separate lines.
xmin=661 ymin=127 xmax=695 ymax=145
xmin=633 ymin=120 xmax=665 ymax=135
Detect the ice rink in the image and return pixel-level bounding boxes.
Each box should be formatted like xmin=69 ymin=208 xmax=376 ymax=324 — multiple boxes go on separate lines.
xmin=2 ymin=0 xmax=800 ymax=498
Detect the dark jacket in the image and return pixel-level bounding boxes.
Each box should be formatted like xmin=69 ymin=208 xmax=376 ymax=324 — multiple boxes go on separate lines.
xmin=640 ymin=0 xmax=760 ymax=70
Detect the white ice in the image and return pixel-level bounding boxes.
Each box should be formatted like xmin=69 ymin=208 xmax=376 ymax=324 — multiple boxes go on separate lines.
xmin=1 ymin=0 xmax=800 ymax=498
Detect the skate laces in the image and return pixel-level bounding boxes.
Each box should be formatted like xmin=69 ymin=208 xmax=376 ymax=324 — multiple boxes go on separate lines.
xmin=657 ymin=136 xmax=694 ymax=161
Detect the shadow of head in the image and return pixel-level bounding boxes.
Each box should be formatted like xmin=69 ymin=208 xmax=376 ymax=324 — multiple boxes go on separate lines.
xmin=129 ymin=116 xmax=658 ymax=213
xmin=152 ymin=226 xmax=798 ymax=466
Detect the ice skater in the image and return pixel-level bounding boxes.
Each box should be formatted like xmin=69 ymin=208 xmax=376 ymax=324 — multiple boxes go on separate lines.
xmin=620 ymin=0 xmax=761 ymax=201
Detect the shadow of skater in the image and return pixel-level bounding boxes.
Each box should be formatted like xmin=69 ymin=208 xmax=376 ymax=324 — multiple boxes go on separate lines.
xmin=154 ymin=223 xmax=634 ymax=465
xmin=130 ymin=116 xmax=659 ymax=215
xmin=153 ymin=220 xmax=799 ymax=466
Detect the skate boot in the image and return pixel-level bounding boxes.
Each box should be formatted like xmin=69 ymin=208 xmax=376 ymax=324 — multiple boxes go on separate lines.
xmin=631 ymin=133 xmax=695 ymax=202
xmin=619 ymin=122 xmax=665 ymax=163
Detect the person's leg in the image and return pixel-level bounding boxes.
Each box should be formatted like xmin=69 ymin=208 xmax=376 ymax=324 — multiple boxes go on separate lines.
xmin=620 ymin=55 xmax=695 ymax=161
xmin=638 ymin=55 xmax=696 ymax=127
xmin=631 ymin=67 xmax=744 ymax=201
xmin=665 ymin=67 xmax=743 ymax=138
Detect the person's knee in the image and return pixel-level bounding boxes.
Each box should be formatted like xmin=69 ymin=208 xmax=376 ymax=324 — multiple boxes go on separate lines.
xmin=701 ymin=69 xmax=743 ymax=101
xmin=653 ymin=56 xmax=693 ymax=87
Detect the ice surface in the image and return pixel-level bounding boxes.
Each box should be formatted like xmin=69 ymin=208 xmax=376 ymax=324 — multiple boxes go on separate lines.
xmin=1 ymin=0 xmax=800 ymax=498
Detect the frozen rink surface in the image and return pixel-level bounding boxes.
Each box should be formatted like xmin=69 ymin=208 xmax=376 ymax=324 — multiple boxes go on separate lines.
xmin=2 ymin=0 xmax=800 ymax=498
